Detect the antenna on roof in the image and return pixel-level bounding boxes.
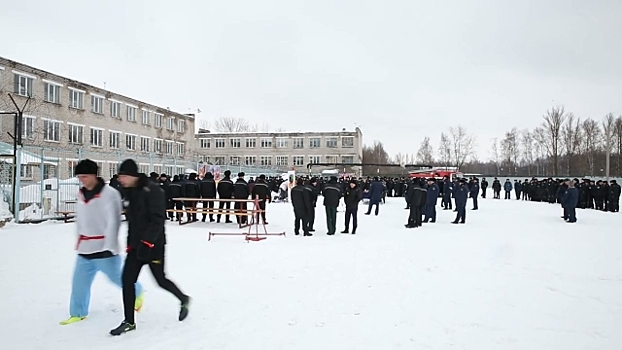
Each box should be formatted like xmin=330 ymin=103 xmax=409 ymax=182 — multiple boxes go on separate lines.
xmin=104 ymin=82 xmax=106 ymax=89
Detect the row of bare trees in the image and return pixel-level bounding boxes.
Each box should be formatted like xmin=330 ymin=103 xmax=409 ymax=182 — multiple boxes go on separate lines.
xmin=199 ymin=116 xmax=284 ymax=133
xmin=361 ymin=106 xmax=622 ymax=178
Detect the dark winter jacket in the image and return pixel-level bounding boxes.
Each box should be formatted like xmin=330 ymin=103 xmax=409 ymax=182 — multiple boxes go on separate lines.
xmin=368 ymin=180 xmax=384 ymax=203
xmin=200 ymin=174 xmax=217 ymax=199
xmin=442 ymin=180 xmax=453 ymax=198
xmin=470 ymin=182 xmax=480 ymax=197
xmin=251 ymin=180 xmax=271 ymax=202
xmin=124 ymin=174 xmax=167 ymax=250
xmin=291 ymin=185 xmax=313 ymax=214
xmin=183 ymin=179 xmax=200 ymax=199
xmin=454 ymin=183 xmax=469 ymax=207
xmin=217 ymin=177 xmax=234 ymax=199
xmin=406 ymin=183 xmax=423 ymax=206
xmin=322 ymin=180 xmax=342 ymax=207
xmin=562 ymin=187 xmax=579 ymax=208
xmin=233 ymin=178 xmax=250 ymax=199
xmin=426 ymin=184 xmax=439 ymax=205
xmin=343 ymin=185 xmax=362 ymax=209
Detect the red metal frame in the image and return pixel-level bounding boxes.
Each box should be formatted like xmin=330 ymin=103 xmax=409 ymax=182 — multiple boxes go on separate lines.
xmin=208 ymin=197 xmax=286 ymax=242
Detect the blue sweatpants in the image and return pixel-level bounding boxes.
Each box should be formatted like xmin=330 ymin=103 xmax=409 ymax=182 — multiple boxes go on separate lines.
xmin=70 ymin=255 xmax=143 ymax=317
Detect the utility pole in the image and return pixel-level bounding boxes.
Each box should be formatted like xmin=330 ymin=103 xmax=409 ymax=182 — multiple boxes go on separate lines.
xmin=3 ymin=93 xmax=30 ymax=216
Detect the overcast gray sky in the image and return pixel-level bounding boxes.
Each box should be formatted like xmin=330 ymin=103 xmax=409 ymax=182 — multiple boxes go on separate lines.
xmin=2 ymin=0 xmax=621 ymax=160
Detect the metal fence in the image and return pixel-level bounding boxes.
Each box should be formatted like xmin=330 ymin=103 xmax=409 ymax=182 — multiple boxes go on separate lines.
xmin=2 ymin=145 xmax=287 ymax=223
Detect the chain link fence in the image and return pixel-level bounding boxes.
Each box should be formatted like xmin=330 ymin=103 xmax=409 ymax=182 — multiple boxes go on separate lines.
xmin=4 ymin=145 xmax=286 ymax=223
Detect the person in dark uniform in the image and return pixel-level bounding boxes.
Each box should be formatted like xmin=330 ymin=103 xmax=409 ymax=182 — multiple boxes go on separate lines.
xmin=233 ymin=172 xmax=250 ymax=225
xmin=322 ymin=176 xmax=342 ymax=235
xmin=251 ymin=174 xmax=270 ymax=224
xmin=291 ymin=178 xmax=314 ymax=236
xmin=306 ymin=177 xmax=319 ymax=232
xmin=168 ymin=175 xmax=184 ymax=221
xmin=216 ymin=170 xmax=234 ymax=223
xmin=561 ymin=179 xmax=579 ymax=223
xmin=423 ymin=178 xmax=439 ymax=223
xmin=183 ymin=173 xmax=200 ymax=222
xmin=341 ymin=179 xmax=362 ymax=234
xmin=480 ymin=177 xmax=488 ymax=198
xmin=199 ymin=172 xmax=217 ymax=222
xmin=608 ymin=180 xmax=620 ymax=212
xmin=158 ymin=174 xmax=172 ymax=219
xmin=442 ymin=176 xmax=453 ymax=209
xmin=470 ymin=178 xmax=479 ymax=210
xmin=452 ymin=178 xmax=468 ymax=224
xmin=405 ymin=179 xmax=423 ymax=228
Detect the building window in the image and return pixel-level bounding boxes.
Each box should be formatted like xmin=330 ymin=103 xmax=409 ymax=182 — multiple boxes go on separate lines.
xmin=178 ymin=119 xmax=185 ymax=133
xmin=44 ymin=83 xmax=60 ymax=104
xmin=69 ymin=89 xmax=85 ymax=109
xmin=215 ymin=138 xmax=226 ymax=148
xmin=229 ymin=156 xmax=240 ymax=165
xmin=244 ymin=156 xmax=256 ymax=166
xmin=127 ymin=106 xmax=137 ymax=122
xmin=177 ymin=142 xmax=185 ymax=156
xmin=95 ymin=161 xmax=104 ymax=177
xmin=260 ymin=156 xmax=272 ymax=166
xmin=154 ymin=139 xmax=163 ymax=154
xmin=292 ymin=156 xmax=304 ymax=166
xmin=293 ymin=138 xmax=304 ymax=149
xmin=140 ymin=136 xmax=150 ymax=152
xmin=325 ymin=155 xmax=338 ymax=164
xmin=230 ymin=138 xmax=241 ymax=148
xmin=67 ymin=160 xmax=78 ymax=178
xmin=276 ymin=138 xmax=288 ymax=148
xmin=110 ymin=101 xmax=120 ymax=118
xmin=153 ymin=165 xmax=162 ymax=175
xmin=142 ymin=110 xmax=150 ymax=125
xmin=326 ymin=137 xmax=338 ymax=148
xmin=14 ymin=73 xmax=34 ymax=97
xmin=91 ymin=95 xmax=103 ymax=114
xmin=342 ymin=137 xmax=354 ymax=148
xmin=43 ymin=120 xmax=60 ymax=142
xmin=20 ymin=165 xmax=33 ymax=179
xmin=245 ymin=138 xmax=256 ymax=148
xmin=276 ymin=156 xmax=288 ymax=166
xmin=154 ymin=113 xmax=163 ymax=128
xmin=309 ymin=138 xmax=321 ymax=148
xmin=214 ymin=156 xmax=226 ymax=165
xmin=108 ymin=162 xmax=119 ymax=178
xmin=164 ymin=165 xmax=175 ymax=175
xmin=22 ymin=116 xmax=35 ymax=139
xmin=68 ymin=124 xmax=84 ymax=144
xmin=109 ymin=131 xmax=120 ymax=149
xmin=200 ymin=138 xmax=210 ymax=149
xmin=126 ymin=134 xmax=137 ymax=151
xmin=342 ymin=156 xmax=354 ymax=164
xmin=260 ymin=138 xmax=272 ymax=148
xmin=90 ymin=128 xmax=103 ymax=147
xmin=166 ymin=117 xmax=175 ymax=130
xmin=309 ymin=156 xmax=321 ymax=164
xmin=165 ymin=141 xmax=174 ymax=155
xmin=139 ymin=164 xmax=149 ymax=174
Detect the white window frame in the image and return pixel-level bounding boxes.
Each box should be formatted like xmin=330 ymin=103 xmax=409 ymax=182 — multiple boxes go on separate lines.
xmin=176 ymin=142 xmax=185 ymax=156
xmin=276 ymin=138 xmax=288 ymax=148
xmin=342 ymin=136 xmax=354 ymax=148
xmin=342 ymin=155 xmax=355 ymax=164
xmin=260 ymin=138 xmax=272 ymax=148
xmin=229 ymin=156 xmax=240 ymax=165
xmin=165 ymin=140 xmax=174 ymax=155
xmin=44 ymin=81 xmax=61 ymax=104
xmin=125 ymin=133 xmax=137 ymax=151
xmin=244 ymin=156 xmax=256 ymax=166
xmin=22 ymin=115 xmax=36 ymax=140
xmin=276 ymin=156 xmax=288 ymax=166
xmin=154 ymin=113 xmax=163 ymax=128
xmin=20 ymin=164 xmax=34 ymax=179
xmin=141 ymin=109 xmax=151 ymax=125
xmin=260 ymin=156 xmax=272 ymax=166
xmin=292 ymin=156 xmax=305 ymax=167
xmin=230 ymin=138 xmax=241 ymax=148
xmin=13 ymin=71 xmax=36 ymax=97
xmin=326 ymin=137 xmax=338 ymax=148
xmin=108 ymin=161 xmax=119 ymax=179
xmin=140 ymin=136 xmax=151 ymax=152
xmin=91 ymin=94 xmax=104 ymax=114
xmin=90 ymin=127 xmax=104 ymax=147
xmin=293 ymin=137 xmax=304 ymax=149
xmin=69 ymin=88 xmax=85 ymax=109
xmin=325 ymin=155 xmax=338 ymax=164
xmin=199 ymin=138 xmax=210 ymax=149
xmin=41 ymin=118 xmax=62 ymax=142
xmin=245 ymin=138 xmax=256 ymax=148
xmin=308 ymin=155 xmax=321 ymax=164
xmin=166 ymin=117 xmax=175 ymax=130
xmin=214 ymin=156 xmax=226 ymax=165
xmin=126 ymin=105 xmax=137 ymax=122
xmin=177 ymin=119 xmax=185 ymax=132
xmin=67 ymin=123 xmax=84 ymax=144
xmin=215 ymin=138 xmax=226 ymax=148
xmin=154 ymin=138 xmax=163 ymax=154
xmin=109 ymin=130 xmax=120 ymax=149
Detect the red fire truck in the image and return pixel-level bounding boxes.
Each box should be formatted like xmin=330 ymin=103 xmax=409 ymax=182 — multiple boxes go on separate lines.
xmin=408 ymin=167 xmax=463 ymax=181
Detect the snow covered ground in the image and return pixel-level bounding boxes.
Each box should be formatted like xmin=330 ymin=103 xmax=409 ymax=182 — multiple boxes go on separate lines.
xmin=0 ymin=196 xmax=620 ymax=349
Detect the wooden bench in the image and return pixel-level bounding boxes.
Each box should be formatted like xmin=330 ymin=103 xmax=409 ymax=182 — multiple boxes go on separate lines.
xmin=55 ymin=211 xmax=76 ymax=223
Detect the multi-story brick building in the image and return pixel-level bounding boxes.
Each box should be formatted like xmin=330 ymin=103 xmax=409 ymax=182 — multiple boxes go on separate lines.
xmin=195 ymin=128 xmax=364 ymax=175
xmin=0 ymin=56 xmax=196 ymax=181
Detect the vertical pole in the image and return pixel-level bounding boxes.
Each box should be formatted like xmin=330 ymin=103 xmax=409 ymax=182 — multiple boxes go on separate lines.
xmin=40 ymin=148 xmax=45 ymax=220
xmin=14 ymin=146 xmax=22 ymax=223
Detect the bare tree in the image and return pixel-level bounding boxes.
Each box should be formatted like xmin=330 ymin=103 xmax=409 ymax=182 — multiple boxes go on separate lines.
xmin=614 ymin=116 xmax=622 ymax=175
xmin=539 ymin=106 xmax=567 ymax=175
xmin=602 ymin=113 xmax=616 ymax=180
xmin=490 ymin=138 xmax=501 ymax=175
xmin=561 ymin=114 xmax=582 ymax=176
xmin=581 ymin=118 xmax=601 ymax=176
xmin=438 ymin=132 xmax=452 ymax=168
xmin=362 ymin=141 xmax=391 ymax=175
xmin=213 ymin=116 xmax=251 ymax=132
xmin=198 ymin=120 xmax=210 ymax=131
xmin=521 ymin=130 xmax=535 ymax=176
xmin=393 ymin=152 xmax=407 ymax=166
xmin=416 ymin=136 xmax=435 ymax=164
xmin=500 ymin=127 xmax=520 ymax=175
xmin=449 ymin=126 xmax=476 ymax=169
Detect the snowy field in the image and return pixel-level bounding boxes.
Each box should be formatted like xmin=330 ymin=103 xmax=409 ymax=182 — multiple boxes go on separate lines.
xmin=0 ymin=196 xmax=621 ymax=349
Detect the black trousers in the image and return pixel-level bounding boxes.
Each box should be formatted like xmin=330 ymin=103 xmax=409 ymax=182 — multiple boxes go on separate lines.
xmin=294 ymin=210 xmax=309 ymax=234
xmin=217 ymin=201 xmax=231 ymax=222
xmin=308 ymin=207 xmax=316 ymax=229
xmin=202 ymin=200 xmax=215 ymax=220
xmin=408 ymin=205 xmax=421 ymax=226
xmin=255 ymin=201 xmax=267 ymax=223
xmin=234 ymin=201 xmax=247 ymax=224
xmin=174 ymin=202 xmax=183 ymax=220
xmin=185 ymin=201 xmax=197 ymax=220
xmin=122 ymin=247 xmax=185 ymax=324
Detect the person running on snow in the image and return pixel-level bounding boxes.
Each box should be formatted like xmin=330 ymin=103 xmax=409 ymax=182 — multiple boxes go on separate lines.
xmin=110 ymin=159 xmax=190 ymax=336
xmin=60 ymin=159 xmax=144 ymax=326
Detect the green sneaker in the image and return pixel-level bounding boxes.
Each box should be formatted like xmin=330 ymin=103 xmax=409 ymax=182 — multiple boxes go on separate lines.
xmin=134 ymin=292 xmax=144 ymax=312
xmin=59 ymin=316 xmax=86 ymax=325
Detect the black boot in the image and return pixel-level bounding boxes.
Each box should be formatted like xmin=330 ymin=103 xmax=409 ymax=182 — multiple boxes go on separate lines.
xmin=351 ymin=227 xmax=356 ymax=234
xmin=109 ymin=321 xmax=136 ymax=336
xmin=179 ymin=296 xmax=191 ymax=321
xmin=341 ymin=229 xmax=349 ymax=234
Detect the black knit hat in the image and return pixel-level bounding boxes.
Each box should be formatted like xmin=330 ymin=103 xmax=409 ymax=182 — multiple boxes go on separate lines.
xmin=75 ymin=159 xmax=98 ymax=175
xmin=118 ymin=159 xmax=139 ymax=177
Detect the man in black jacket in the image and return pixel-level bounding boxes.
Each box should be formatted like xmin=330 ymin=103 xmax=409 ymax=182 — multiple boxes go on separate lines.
xmin=110 ymin=159 xmax=190 ymax=336
xmin=251 ymin=174 xmax=271 ymax=224
xmin=291 ymin=178 xmax=313 ymax=236
xmin=183 ymin=173 xmax=200 ymax=222
xmin=322 ymin=176 xmax=342 ymax=235
xmin=306 ymin=177 xmax=319 ymax=232
xmin=405 ymin=180 xmax=424 ymax=228
xmin=341 ymin=179 xmax=362 ymax=234
xmin=233 ymin=172 xmax=250 ymax=225
xmin=217 ymin=170 xmax=234 ymax=223
xmin=168 ymin=175 xmax=184 ymax=221
xmin=200 ymin=172 xmax=217 ymax=222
